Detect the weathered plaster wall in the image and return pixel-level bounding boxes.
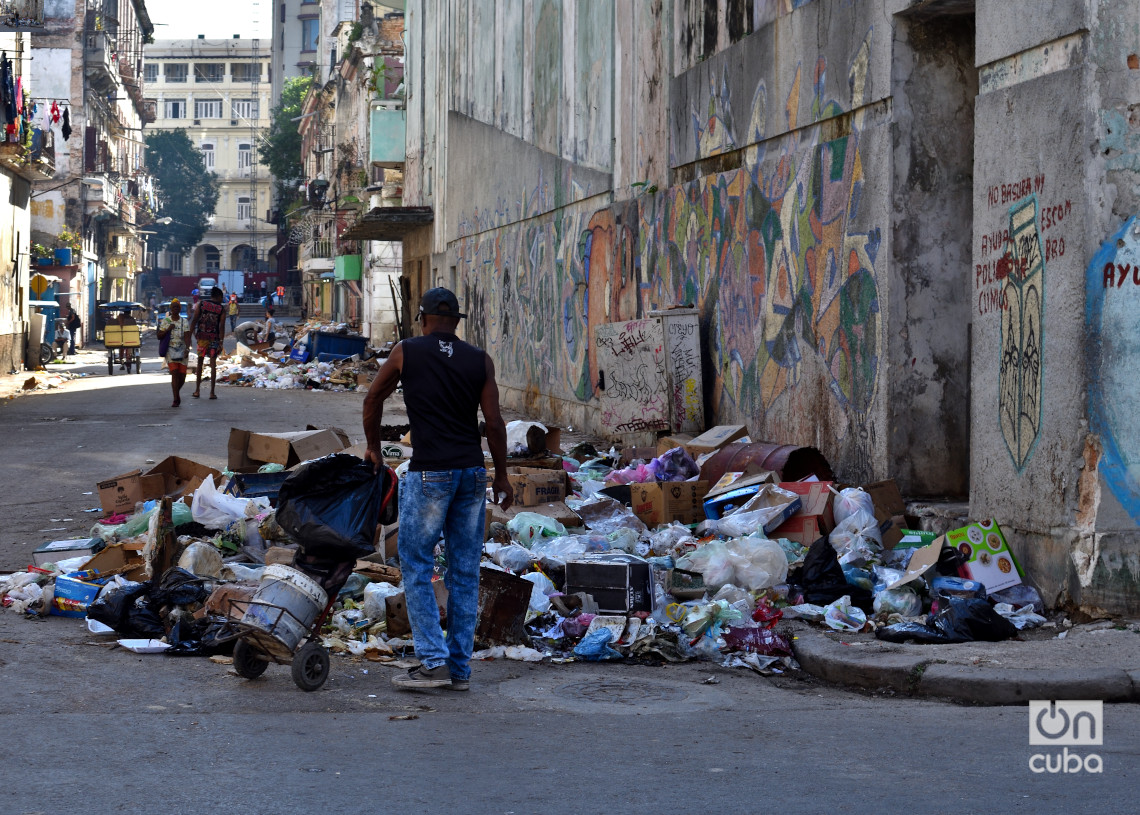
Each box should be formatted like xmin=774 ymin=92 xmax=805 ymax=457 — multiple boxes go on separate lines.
xmin=454 ymin=1 xmax=897 ymax=482
xmin=888 ymin=12 xmax=975 ymax=497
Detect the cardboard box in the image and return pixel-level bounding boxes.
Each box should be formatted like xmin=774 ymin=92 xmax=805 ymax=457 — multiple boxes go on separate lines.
xmin=50 ymin=575 xmax=103 ymax=618
xmin=685 ymin=425 xmax=749 ymax=456
xmin=32 ymin=538 xmax=105 ymax=567
xmin=705 ymin=469 xmax=777 ymax=500
xmin=564 ymin=553 xmax=654 ymax=613
xmin=145 ymin=456 xmax=222 ymax=502
xmin=265 ymin=546 xmax=297 ymax=566
xmin=486 ymin=500 xmax=582 ymax=529
xmin=629 ymin=481 xmax=709 ymax=527
xmin=96 ymin=469 xmax=165 ymax=515
xmin=618 ymin=447 xmax=658 ymax=467
xmin=78 ymin=542 xmax=147 ymax=582
xmin=503 ymin=467 xmax=568 ymax=507
xmin=770 ymin=514 xmax=826 ymax=547
xmin=946 ymin=520 xmax=1023 ymax=594
xmin=356 ymin=372 xmax=374 ymax=387
xmin=228 ymin=426 xmax=349 ymax=471
xmin=384 ymin=581 xmax=447 ymax=636
xmin=779 ymin=480 xmax=835 ymax=532
xmin=863 ymin=479 xmax=908 ymax=549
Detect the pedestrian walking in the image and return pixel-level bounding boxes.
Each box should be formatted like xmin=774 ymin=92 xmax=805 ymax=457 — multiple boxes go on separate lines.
xmin=363 ymin=287 xmax=511 ymax=691
xmin=65 ymin=305 xmax=81 ymax=354
xmin=188 ymin=286 xmax=225 ymax=400
xmin=157 ymin=299 xmax=190 ymax=407
xmin=227 ymin=294 xmax=240 ymax=335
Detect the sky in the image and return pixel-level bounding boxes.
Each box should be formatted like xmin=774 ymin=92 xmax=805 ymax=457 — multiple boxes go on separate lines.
xmin=145 ymin=0 xmax=271 ymax=40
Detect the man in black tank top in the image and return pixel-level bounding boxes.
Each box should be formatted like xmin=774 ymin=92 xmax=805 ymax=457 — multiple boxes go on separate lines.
xmin=363 ymin=287 xmax=511 ymax=691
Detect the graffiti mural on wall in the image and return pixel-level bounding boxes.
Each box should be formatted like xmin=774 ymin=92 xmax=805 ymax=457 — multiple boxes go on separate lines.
xmin=1087 ymin=217 xmax=1140 ymax=525
xmin=458 ymin=29 xmax=882 ymax=468
xmin=998 ymin=195 xmax=1046 ymax=472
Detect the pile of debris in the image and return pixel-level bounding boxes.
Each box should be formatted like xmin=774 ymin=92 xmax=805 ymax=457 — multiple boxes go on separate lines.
xmin=0 ymin=420 xmax=1047 ymax=689
xmin=215 ymin=322 xmax=387 ymax=391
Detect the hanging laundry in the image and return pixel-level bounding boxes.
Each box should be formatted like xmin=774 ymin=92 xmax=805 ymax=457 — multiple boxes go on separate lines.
xmin=50 ymin=101 xmax=59 ymax=124
xmin=61 ymin=107 xmax=71 ymax=141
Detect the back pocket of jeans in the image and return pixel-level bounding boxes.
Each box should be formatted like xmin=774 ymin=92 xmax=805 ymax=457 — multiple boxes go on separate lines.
xmin=422 ymin=471 xmax=451 ymax=500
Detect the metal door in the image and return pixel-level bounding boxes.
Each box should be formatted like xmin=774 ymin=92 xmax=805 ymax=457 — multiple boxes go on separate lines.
xmin=594 ymin=317 xmax=670 ymax=435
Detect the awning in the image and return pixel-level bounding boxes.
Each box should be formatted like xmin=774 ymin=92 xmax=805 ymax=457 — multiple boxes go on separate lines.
xmin=340 ymin=206 xmax=433 ymax=241
xmin=29 ymin=299 xmax=60 ymax=307
xmin=319 ymin=272 xmax=336 ymax=279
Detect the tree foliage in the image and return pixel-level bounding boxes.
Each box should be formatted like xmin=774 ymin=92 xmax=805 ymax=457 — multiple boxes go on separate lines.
xmin=259 ymin=75 xmax=314 ymax=201
xmin=144 ymin=129 xmax=220 ymax=255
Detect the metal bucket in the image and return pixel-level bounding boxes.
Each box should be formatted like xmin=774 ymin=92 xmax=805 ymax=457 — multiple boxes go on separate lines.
xmin=242 ymin=565 xmax=329 ymax=651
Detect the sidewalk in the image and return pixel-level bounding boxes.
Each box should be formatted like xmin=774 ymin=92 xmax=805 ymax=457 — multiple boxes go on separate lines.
xmin=789 ymin=619 xmax=1140 ymax=704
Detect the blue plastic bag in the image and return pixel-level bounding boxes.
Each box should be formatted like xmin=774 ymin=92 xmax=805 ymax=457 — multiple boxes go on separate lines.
xmin=573 ymin=628 xmax=623 ymax=661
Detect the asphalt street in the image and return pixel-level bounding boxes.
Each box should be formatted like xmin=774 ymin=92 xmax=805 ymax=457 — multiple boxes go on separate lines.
xmin=1 ymin=344 xmax=1138 ymax=814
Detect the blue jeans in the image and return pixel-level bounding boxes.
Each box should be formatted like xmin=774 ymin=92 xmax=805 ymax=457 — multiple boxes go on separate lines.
xmin=397 ymin=467 xmax=486 ymax=680
xmin=229 ymin=314 xmax=238 ymax=334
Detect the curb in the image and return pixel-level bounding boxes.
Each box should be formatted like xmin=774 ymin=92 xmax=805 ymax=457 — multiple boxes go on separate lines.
xmin=791 ymin=632 xmax=1140 ymax=705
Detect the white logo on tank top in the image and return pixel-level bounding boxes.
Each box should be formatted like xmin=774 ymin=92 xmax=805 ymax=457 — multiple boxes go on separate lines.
xmin=438 ymin=340 xmax=454 ymax=358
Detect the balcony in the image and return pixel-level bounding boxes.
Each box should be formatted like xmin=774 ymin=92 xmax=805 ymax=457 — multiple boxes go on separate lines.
xmin=83 ymin=30 xmax=117 ymax=94
xmin=0 ymin=131 xmax=56 ymax=183
xmin=298 ymin=236 xmax=334 ymax=272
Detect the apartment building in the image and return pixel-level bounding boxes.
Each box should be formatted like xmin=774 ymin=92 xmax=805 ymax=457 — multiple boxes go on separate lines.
xmin=145 ymin=37 xmax=273 ymax=279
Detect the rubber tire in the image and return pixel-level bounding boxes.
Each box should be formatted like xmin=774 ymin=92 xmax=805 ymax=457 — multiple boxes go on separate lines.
xmin=291 ymin=642 xmax=330 ymax=692
xmin=232 ymin=639 xmax=269 ymax=680
xmin=39 ymin=343 xmax=52 ymax=366
xmin=107 ymin=354 xmax=114 ymax=376
xmin=242 ymin=327 xmax=258 ymax=343
xmin=135 ymin=352 xmax=141 ymax=374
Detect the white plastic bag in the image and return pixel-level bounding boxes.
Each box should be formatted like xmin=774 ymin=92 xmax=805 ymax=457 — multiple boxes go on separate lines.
xmin=829 ymin=507 xmax=882 ymax=562
xmin=872 ymin=586 xmax=923 ymax=617
xmin=491 ymin=542 xmax=540 ymax=572
xmin=362 ymin=581 xmax=402 ymax=622
xmin=191 ymin=476 xmax=267 ymax=528
xmin=507 ymin=512 xmax=567 ymax=548
xmin=832 ymin=487 xmax=875 ymax=526
xmin=521 ymin=571 xmax=555 ymax=614
xmin=676 ymin=536 xmax=789 ymax=592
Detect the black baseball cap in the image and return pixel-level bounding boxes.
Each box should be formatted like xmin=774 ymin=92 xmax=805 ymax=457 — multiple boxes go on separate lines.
xmin=419 ymin=287 xmax=467 ymax=319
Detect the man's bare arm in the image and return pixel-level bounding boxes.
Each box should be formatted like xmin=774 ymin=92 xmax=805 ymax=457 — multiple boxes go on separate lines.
xmin=480 ymin=354 xmax=512 ymax=510
xmin=362 ymin=343 xmax=404 ymax=472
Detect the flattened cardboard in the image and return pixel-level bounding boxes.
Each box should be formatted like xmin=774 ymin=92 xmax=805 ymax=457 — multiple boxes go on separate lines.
xmin=704 ymin=469 xmax=777 ymax=500
xmin=629 ymin=481 xmax=709 ymax=527
xmin=685 ymin=425 xmax=749 ymax=456
xmin=78 ymin=542 xmax=147 ymax=582
xmin=886 ymin=538 xmax=942 ymax=590
xmin=947 ymin=520 xmax=1023 ymax=594
xmin=656 ymin=434 xmax=695 ymax=456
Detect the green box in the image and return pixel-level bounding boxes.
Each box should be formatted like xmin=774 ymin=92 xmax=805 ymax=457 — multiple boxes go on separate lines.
xmin=334 ymin=254 xmax=362 ymax=281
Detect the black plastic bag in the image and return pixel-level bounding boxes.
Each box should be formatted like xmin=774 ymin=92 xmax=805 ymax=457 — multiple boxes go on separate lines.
xmin=277 ymin=454 xmax=387 ymax=561
xmin=150 ymin=567 xmax=210 ymax=608
xmin=933 ymin=596 xmax=1018 ymax=642
xmin=125 ymin=598 xmax=166 ymax=638
xmin=876 ymin=596 xmax=1018 ymax=644
xmin=790 ymin=536 xmax=873 ymax=611
xmin=166 ymin=615 xmax=235 ymax=657
xmin=87 ymin=580 xmax=151 ymax=634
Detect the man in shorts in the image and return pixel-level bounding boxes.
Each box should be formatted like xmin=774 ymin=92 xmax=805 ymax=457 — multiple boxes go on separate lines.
xmin=158 ymin=299 xmax=190 ymax=406
xmin=188 ymin=286 xmax=226 ymax=399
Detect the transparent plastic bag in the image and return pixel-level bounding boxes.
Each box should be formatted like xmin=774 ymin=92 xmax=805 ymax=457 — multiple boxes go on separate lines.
xmin=567 ymin=494 xmax=648 ymax=535
xmin=677 ymin=537 xmax=789 ymax=592
xmin=507 ymin=512 xmax=567 ymax=548
xmin=832 ymin=487 xmax=875 ymax=526
xmin=872 ymin=586 xmax=923 ymax=617
xmin=522 ymin=571 xmax=555 ymax=614
xmin=491 ymin=542 xmax=540 ymax=572
xmin=823 ymin=594 xmax=868 ymax=631
xmin=362 ymin=581 xmax=401 ymax=622
xmin=192 ymin=476 xmax=267 ymax=528
xmin=829 ymin=507 xmax=882 ymax=562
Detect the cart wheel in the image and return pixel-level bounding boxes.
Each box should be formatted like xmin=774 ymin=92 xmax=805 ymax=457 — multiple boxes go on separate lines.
xmin=232 ymin=639 xmax=269 ymax=680
xmin=134 ymin=352 xmax=141 ymax=374
xmin=39 ymin=343 xmax=52 ymax=366
xmin=291 ymin=641 xmax=330 ymax=692
xmin=107 ymin=354 xmax=114 ymax=376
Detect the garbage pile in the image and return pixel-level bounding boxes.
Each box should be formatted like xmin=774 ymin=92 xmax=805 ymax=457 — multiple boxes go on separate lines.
xmin=215 ymin=321 xmax=388 ymax=391
xmin=0 ymin=421 xmax=1048 ymax=688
